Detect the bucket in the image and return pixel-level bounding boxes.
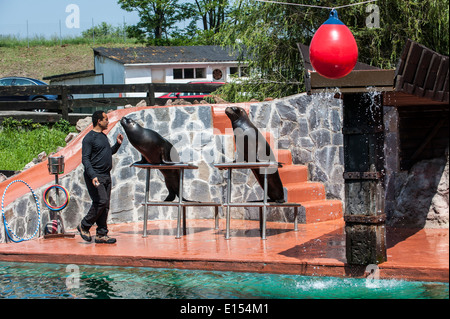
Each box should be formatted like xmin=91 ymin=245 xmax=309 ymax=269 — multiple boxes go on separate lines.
xmin=47 ymin=156 xmax=65 ymax=175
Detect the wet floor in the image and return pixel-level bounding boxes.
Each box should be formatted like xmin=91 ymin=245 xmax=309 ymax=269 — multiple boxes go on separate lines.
xmin=0 ymin=219 xmax=448 ymax=282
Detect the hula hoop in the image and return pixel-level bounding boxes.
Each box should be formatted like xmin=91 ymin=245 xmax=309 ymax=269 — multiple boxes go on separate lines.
xmin=43 ymin=185 xmax=70 ymax=211
xmin=1 ymin=180 xmax=41 ymax=243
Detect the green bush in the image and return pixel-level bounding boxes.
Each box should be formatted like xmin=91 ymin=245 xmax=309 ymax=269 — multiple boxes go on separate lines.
xmin=0 ymin=118 xmax=75 ymax=171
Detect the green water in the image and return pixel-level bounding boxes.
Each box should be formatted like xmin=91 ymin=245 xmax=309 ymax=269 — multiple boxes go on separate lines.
xmin=0 ymin=262 xmax=448 ymax=299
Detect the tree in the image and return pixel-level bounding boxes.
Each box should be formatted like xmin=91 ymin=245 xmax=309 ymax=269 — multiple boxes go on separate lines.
xmin=215 ymin=0 xmax=449 ymax=101
xmin=193 ymin=0 xmax=230 ymax=33
xmin=118 ymin=0 xmax=191 ymax=44
xmin=81 ymin=22 xmax=124 ymax=39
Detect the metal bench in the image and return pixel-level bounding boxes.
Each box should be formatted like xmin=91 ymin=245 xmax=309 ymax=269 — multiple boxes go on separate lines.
xmin=133 ymin=163 xmax=221 ymax=238
xmin=215 ymin=162 xmax=303 ymax=240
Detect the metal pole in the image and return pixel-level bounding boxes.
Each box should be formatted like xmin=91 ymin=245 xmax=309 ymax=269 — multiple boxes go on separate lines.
xmin=225 ymin=168 xmax=232 ymax=239
xmin=176 ymin=169 xmax=184 ymax=239
xmin=214 ymin=206 xmax=219 ymax=230
xmin=123 ymin=16 xmax=126 ymax=43
xmin=59 ymin=20 xmax=62 ymax=46
xmin=294 ymin=207 xmax=298 ymax=231
xmin=26 ymin=20 xmax=29 ymax=48
xmin=262 ymin=168 xmax=268 ymax=240
xmin=142 ymin=168 xmax=150 ymax=237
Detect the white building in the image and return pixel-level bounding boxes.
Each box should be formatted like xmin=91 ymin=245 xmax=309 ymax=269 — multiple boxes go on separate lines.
xmin=45 ymin=45 xmax=248 ymax=98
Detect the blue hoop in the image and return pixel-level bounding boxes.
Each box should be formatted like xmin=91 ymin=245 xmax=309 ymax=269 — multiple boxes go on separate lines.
xmin=2 ymin=180 xmax=41 ymax=243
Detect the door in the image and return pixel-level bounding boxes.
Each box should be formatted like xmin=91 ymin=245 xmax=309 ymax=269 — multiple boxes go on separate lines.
xmin=151 ymin=69 xmax=165 ymax=83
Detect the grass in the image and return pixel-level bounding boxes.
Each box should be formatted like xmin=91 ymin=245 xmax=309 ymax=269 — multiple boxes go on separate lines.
xmin=0 ymin=122 xmax=75 ymax=171
xmin=0 ymin=35 xmax=143 ymax=81
xmin=0 ymin=36 xmax=141 ymax=171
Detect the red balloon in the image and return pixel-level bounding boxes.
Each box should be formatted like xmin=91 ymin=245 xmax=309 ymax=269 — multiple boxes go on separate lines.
xmin=309 ymin=9 xmax=358 ymax=79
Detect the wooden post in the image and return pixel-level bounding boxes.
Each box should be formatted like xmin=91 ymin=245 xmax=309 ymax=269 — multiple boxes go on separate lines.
xmin=343 ymin=93 xmax=387 ymax=265
xmin=147 ymin=84 xmax=156 ymax=106
xmin=61 ymin=86 xmax=69 ymax=121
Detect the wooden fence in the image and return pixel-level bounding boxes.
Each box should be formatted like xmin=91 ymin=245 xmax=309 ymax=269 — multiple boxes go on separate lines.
xmin=0 ymin=83 xmax=223 ymax=123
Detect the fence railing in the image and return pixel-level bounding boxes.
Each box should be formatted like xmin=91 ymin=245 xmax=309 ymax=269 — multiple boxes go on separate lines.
xmin=0 ymin=83 xmax=224 ymax=121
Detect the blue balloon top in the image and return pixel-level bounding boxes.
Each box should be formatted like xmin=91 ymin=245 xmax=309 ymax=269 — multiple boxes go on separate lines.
xmin=322 ymin=9 xmax=344 ymax=25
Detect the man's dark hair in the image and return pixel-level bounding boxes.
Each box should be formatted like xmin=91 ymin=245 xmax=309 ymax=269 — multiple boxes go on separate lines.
xmin=92 ymin=110 xmax=105 ymax=127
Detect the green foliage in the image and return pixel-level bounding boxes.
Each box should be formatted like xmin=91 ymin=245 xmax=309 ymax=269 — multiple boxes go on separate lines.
xmin=118 ymin=0 xmax=193 ymax=45
xmin=117 ymin=0 xmax=231 ymax=45
xmin=214 ymin=0 xmax=449 ymax=102
xmin=0 ymin=34 xmax=138 ymax=48
xmin=52 ymin=119 xmax=72 ymax=135
xmin=1 ymin=118 xmax=41 ymax=131
xmin=81 ymin=22 xmax=127 ymax=39
xmin=0 ymin=118 xmax=75 ymax=171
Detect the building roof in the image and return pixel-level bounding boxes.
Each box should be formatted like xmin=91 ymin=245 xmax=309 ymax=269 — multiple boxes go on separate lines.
xmin=93 ymin=46 xmax=240 ymax=64
xmin=394 ymin=39 xmax=449 ymax=103
xmin=43 ymin=69 xmax=96 ymax=82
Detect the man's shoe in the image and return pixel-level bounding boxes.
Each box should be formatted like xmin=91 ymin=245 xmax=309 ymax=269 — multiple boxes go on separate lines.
xmin=95 ymin=235 xmax=116 ymax=244
xmin=77 ymin=224 xmax=92 ymax=242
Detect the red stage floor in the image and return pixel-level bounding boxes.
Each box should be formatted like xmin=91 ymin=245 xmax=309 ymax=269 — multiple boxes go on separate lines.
xmin=0 ymin=219 xmax=448 ymax=282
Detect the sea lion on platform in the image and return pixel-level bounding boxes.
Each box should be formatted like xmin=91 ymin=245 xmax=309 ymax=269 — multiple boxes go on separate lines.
xmin=120 ymin=116 xmax=183 ymax=201
xmin=225 ymin=106 xmax=285 ymax=203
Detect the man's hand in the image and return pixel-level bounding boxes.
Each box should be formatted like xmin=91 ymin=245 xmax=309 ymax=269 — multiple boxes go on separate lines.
xmin=92 ymin=177 xmax=100 ymax=187
xmin=117 ymin=134 xmax=124 ymax=145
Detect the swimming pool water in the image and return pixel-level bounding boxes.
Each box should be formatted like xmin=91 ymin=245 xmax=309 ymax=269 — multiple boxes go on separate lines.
xmin=0 ymin=262 xmax=448 ymax=299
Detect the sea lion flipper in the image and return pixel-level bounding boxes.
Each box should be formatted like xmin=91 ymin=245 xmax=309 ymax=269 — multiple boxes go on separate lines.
xmin=132 ymin=156 xmax=149 ymax=166
xmin=161 ymin=142 xmax=180 ymax=164
xmin=164 ymin=192 xmax=176 ymax=201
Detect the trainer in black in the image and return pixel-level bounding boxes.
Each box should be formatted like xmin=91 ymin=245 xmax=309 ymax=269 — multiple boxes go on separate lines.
xmin=77 ymin=224 xmax=92 ymax=242
xmin=95 ymin=235 xmax=116 ymax=244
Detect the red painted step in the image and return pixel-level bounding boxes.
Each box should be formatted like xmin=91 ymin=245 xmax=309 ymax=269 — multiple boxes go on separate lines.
xmin=278 ymin=165 xmax=308 ymax=184
xmin=301 ymin=200 xmax=343 ymax=223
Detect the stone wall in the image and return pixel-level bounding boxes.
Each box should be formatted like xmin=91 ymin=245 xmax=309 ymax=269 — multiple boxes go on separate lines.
xmin=2 ymin=92 xmax=447 ymax=242
xmin=249 ymin=93 xmax=344 ymax=200
xmin=1 ymin=93 xmax=345 ymax=242
xmin=383 ymin=106 xmax=449 ymax=228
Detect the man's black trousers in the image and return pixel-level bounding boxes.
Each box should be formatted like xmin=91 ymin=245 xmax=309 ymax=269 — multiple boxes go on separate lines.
xmin=81 ymin=173 xmax=112 ymax=236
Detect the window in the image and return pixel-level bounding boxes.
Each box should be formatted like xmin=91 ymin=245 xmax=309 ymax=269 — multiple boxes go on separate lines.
xmin=14 ymin=78 xmax=34 ymax=86
xmin=172 ymin=68 xmax=206 ymax=80
xmin=184 ymin=68 xmax=194 ymax=79
xmin=0 ymin=79 xmax=13 ymax=86
xmin=173 ymin=69 xmax=183 ymax=79
xmin=195 ymin=68 xmax=205 ymax=78
xmin=230 ymin=66 xmax=249 ymax=77
xmin=213 ymin=69 xmax=223 ymax=80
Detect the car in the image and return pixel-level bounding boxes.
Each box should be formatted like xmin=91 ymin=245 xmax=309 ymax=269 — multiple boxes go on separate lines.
xmin=0 ymin=76 xmax=58 ymax=102
xmin=158 ymin=81 xmax=225 ymax=99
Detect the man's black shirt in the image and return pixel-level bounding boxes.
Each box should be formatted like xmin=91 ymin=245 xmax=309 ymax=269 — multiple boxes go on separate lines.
xmin=82 ymin=130 xmax=120 ymax=180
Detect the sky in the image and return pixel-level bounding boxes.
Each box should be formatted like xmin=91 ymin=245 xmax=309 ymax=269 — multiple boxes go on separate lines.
xmin=0 ymin=0 xmax=141 ymax=39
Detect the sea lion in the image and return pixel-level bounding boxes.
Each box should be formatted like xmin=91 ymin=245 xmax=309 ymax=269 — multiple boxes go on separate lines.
xmin=225 ymin=106 xmax=285 ymax=203
xmin=120 ymin=116 xmax=183 ymax=202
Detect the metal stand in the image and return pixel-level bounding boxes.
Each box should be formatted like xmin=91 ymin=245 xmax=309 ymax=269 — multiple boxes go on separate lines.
xmin=215 ymin=162 xmax=302 ymax=240
xmin=44 ymin=156 xmax=74 ymax=239
xmin=133 ymin=163 xmax=221 ymax=239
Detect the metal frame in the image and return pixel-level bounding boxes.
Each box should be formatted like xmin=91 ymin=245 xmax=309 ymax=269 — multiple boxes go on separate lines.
xmin=133 ymin=163 xmax=221 ymax=239
xmin=215 ymin=162 xmax=303 ymax=240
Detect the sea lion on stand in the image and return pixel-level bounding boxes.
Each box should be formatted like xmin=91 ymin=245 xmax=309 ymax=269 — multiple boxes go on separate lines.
xmin=225 ymin=106 xmax=285 ymax=203
xmin=120 ymin=116 xmax=184 ymax=202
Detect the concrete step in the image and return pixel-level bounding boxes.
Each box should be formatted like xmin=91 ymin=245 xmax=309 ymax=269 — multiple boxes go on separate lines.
xmin=279 ymin=165 xmax=308 ymax=184
xmin=275 ymin=149 xmax=293 ymax=165
xmin=301 ymin=199 xmax=343 ymax=223
xmin=284 ymin=182 xmax=327 ymax=202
